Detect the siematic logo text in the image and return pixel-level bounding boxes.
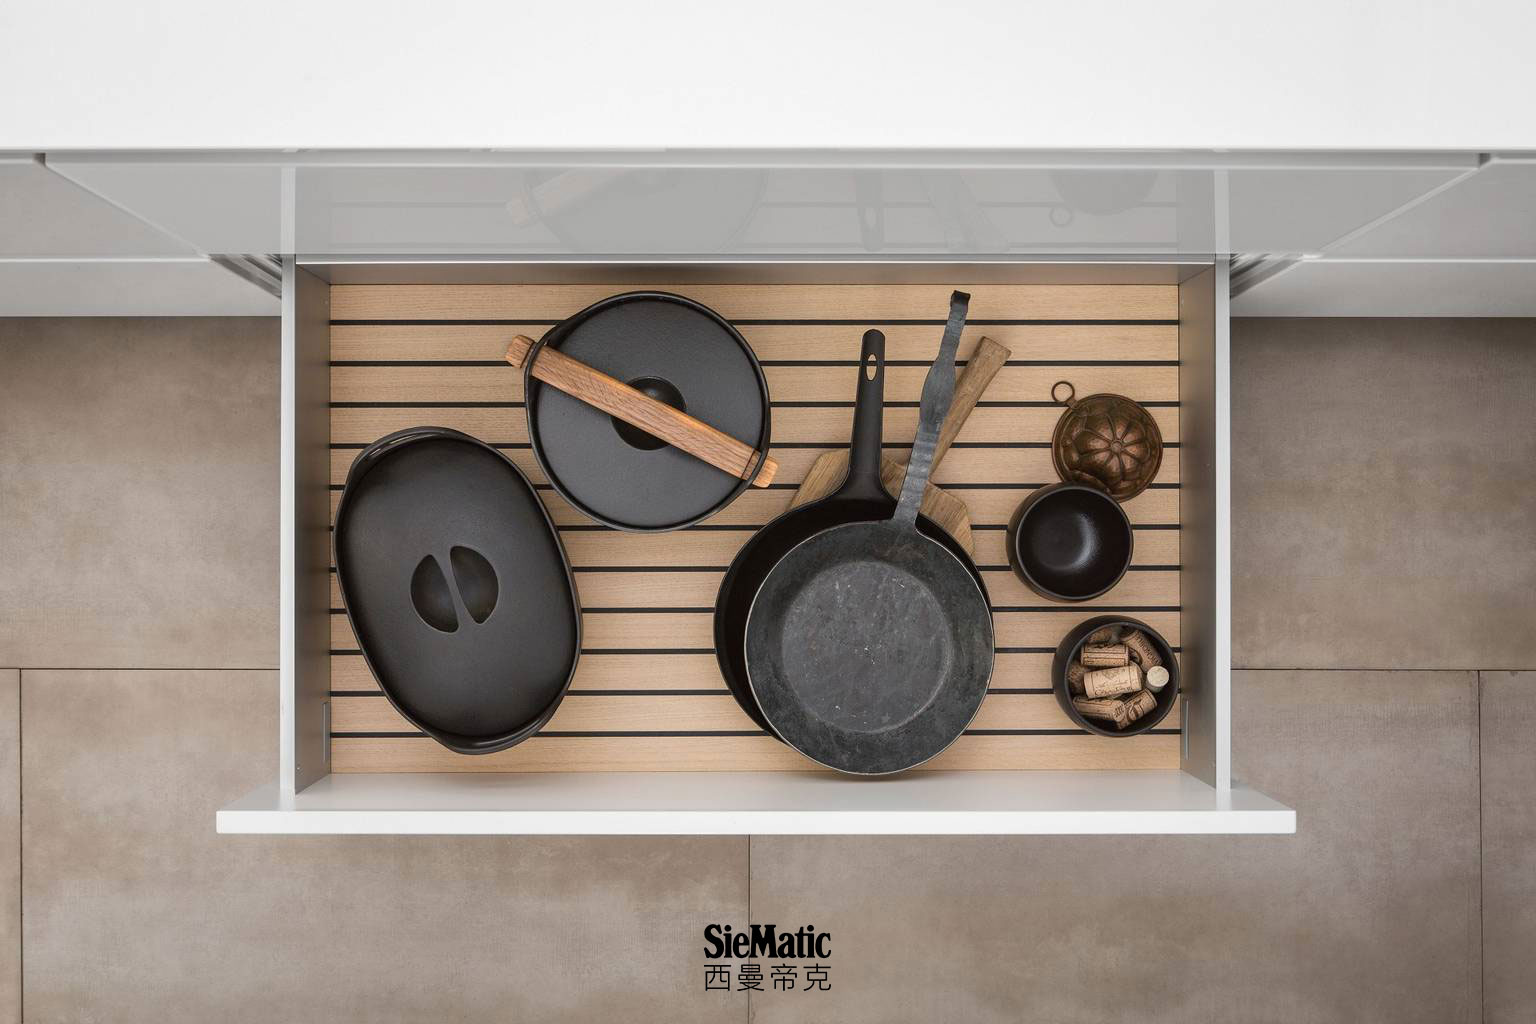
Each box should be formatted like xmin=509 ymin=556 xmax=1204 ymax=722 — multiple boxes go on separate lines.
xmin=703 ymin=924 xmax=832 ymax=993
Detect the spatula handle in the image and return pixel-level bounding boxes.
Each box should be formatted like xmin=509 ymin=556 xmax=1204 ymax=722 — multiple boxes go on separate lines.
xmin=894 ymin=292 xmax=969 ymax=527
xmin=506 ymin=335 xmax=777 ymax=487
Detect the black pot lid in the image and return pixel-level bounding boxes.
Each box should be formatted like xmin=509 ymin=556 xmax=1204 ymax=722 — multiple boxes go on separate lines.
xmin=334 ymin=428 xmax=580 ymax=754
xmin=528 ymin=292 xmax=769 ymax=530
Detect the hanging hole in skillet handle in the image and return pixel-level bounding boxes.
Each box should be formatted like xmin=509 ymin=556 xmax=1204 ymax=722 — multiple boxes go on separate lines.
xmin=837 ymin=329 xmax=888 ymax=504
xmin=1052 ymin=380 xmax=1077 ymax=407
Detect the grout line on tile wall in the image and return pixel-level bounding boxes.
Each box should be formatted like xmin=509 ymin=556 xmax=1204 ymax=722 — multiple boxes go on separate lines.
xmin=1475 ymin=670 xmax=1485 ymax=1023
xmin=16 ymin=669 xmax=22 ymax=1022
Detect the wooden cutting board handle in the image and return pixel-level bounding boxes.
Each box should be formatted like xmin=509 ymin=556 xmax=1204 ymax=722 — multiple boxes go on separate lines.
xmin=932 ymin=336 xmax=1010 ymax=465
xmin=788 ymin=334 xmax=1013 ymax=554
xmin=505 ymin=335 xmax=778 ymax=487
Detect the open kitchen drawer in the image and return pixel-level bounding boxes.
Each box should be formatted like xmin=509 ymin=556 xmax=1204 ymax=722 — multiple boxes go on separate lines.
xmin=218 ymin=258 xmax=1294 ymax=835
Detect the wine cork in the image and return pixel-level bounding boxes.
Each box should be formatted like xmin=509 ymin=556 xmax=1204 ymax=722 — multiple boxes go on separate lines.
xmin=1066 ymin=659 xmax=1087 ymax=695
xmin=1073 ymin=696 xmax=1131 ymax=728
xmin=1083 ymin=663 xmax=1142 ymax=699
xmin=1086 ymin=625 xmax=1121 ymax=646
xmin=1081 ymin=643 xmax=1130 ymax=668
xmin=1123 ymin=630 xmax=1163 ymax=669
xmin=1120 ymin=688 xmax=1157 ymax=727
xmin=1144 ymin=665 xmax=1171 ymax=693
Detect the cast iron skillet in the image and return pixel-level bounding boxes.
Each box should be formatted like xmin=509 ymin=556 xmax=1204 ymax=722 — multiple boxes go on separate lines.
xmin=712 ymin=328 xmax=983 ymax=736
xmin=333 ymin=427 xmax=580 ymax=755
xmin=523 ymin=291 xmax=770 ymax=532
xmin=743 ymin=293 xmax=995 ymax=774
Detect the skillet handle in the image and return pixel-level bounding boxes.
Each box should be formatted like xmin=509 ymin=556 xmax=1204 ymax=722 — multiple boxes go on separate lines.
xmin=894 ymin=292 xmax=970 ymax=528
xmin=835 ymin=329 xmax=889 ymax=503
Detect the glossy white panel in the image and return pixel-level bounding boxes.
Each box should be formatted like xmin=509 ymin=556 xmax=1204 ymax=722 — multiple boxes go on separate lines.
xmin=0 ymin=157 xmax=191 ymax=257
xmin=43 ymin=159 xmax=288 ymax=255
xmin=47 ymin=152 xmax=1473 ymax=258
xmin=1233 ymin=259 xmax=1536 ymax=316
xmin=1327 ymin=157 xmax=1536 ymax=258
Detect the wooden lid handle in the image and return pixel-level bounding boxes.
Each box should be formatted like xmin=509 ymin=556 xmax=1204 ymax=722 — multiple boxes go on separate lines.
xmin=506 ymin=335 xmax=778 ymax=487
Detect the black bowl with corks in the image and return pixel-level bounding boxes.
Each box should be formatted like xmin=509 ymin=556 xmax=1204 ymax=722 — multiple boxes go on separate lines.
xmin=1053 ymin=615 xmax=1178 ymax=737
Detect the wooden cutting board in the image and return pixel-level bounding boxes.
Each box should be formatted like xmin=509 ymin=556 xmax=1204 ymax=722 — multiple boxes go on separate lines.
xmin=787 ymin=336 xmax=1011 ymax=554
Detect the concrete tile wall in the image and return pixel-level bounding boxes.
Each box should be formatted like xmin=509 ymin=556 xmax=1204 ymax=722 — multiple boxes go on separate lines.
xmin=0 ymin=672 xmax=16 ymax=1024
xmin=0 ymin=318 xmax=278 ymax=670
xmin=1480 ymin=671 xmax=1536 ymax=1023
xmin=1231 ymin=318 xmax=1536 ymax=670
xmin=20 ymin=670 xmax=745 ymax=1023
xmin=0 ymin=316 xmax=1532 ymax=1022
xmin=749 ymin=671 xmax=1483 ymax=1024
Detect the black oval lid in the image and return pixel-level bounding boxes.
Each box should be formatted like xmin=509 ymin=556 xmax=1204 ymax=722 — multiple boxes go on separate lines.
xmin=334 ymin=427 xmax=580 ymax=755
xmin=528 ymin=292 xmax=769 ymax=531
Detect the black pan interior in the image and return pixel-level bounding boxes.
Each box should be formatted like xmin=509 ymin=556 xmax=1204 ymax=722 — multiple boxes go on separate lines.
xmin=738 ymin=294 xmax=992 ymax=774
xmin=715 ymin=496 xmax=887 ymax=734
xmin=713 ymin=326 xmax=986 ymax=737
xmin=334 ymin=428 xmax=580 ymax=755
xmin=743 ymin=520 xmax=994 ymax=774
xmin=1013 ymin=485 xmax=1133 ymax=600
xmin=716 ymin=499 xmax=984 ymax=736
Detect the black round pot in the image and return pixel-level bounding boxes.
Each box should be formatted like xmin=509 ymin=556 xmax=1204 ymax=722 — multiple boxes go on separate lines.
xmin=1006 ymin=482 xmax=1133 ymax=602
xmin=1053 ymin=615 xmax=1178 ymax=737
xmin=523 ymin=291 xmax=771 ymax=532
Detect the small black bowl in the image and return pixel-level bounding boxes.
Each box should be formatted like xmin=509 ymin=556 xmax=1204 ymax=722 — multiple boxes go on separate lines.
xmin=1053 ymin=615 xmax=1178 ymax=737
xmin=1006 ymin=482 xmax=1133 ymax=602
